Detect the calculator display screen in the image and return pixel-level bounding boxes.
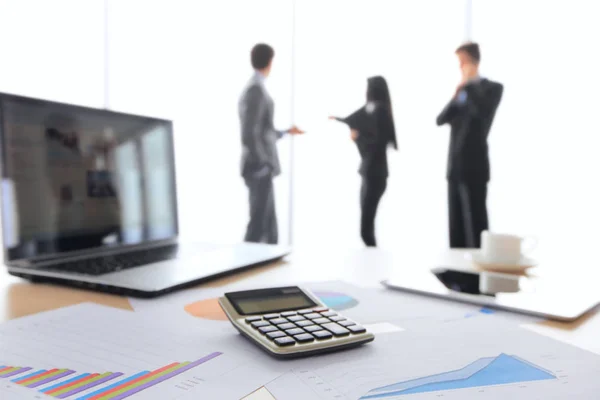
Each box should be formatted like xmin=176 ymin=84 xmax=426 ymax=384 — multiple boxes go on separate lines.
xmin=226 ymin=287 xmax=318 ymax=315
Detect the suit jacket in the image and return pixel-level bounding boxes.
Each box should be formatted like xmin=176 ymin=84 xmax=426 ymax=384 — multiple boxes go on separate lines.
xmin=337 ymin=103 xmax=394 ymax=178
xmin=437 ymin=78 xmax=503 ymax=183
xmin=239 ymin=74 xmax=283 ymax=178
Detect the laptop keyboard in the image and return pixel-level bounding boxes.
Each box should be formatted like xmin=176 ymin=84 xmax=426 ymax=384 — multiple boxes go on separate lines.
xmin=45 ymin=244 xmax=213 ymax=276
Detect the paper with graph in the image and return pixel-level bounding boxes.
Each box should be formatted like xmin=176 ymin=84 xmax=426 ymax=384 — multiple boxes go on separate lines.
xmin=0 ymin=303 xmax=280 ymax=400
xmin=129 ymin=280 xmax=524 ymax=334
xmin=265 ymin=317 xmax=600 ymax=399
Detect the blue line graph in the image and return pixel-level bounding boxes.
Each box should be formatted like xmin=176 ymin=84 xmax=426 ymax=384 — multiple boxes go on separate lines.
xmin=361 ymin=354 xmax=556 ymax=398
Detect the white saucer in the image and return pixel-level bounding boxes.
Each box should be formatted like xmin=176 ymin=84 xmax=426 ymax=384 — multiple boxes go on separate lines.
xmin=465 ymin=251 xmax=538 ymax=273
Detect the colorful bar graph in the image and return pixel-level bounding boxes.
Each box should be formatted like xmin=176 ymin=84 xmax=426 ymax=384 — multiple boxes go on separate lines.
xmin=23 ymin=369 xmax=65 ymax=386
xmin=48 ymin=373 xmax=101 ymax=396
xmin=28 ymin=370 xmax=74 ymax=388
xmin=88 ymin=363 xmax=180 ymax=400
xmin=101 ymin=363 xmax=190 ymax=400
xmin=57 ymin=373 xmax=122 ymax=399
xmin=110 ymin=352 xmax=222 ymax=400
xmin=0 ymin=367 xmax=20 ymax=376
xmin=1 ymin=367 xmax=32 ymax=378
xmin=42 ymin=373 xmax=91 ymax=393
xmin=77 ymin=371 xmax=150 ymax=400
xmin=1 ymin=351 xmax=223 ymax=399
xmin=17 ymin=369 xmax=61 ymax=385
xmin=12 ymin=369 xmax=47 ymax=383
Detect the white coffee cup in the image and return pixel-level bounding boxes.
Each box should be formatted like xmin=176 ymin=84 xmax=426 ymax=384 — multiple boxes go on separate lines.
xmin=480 ymin=231 xmax=536 ymax=265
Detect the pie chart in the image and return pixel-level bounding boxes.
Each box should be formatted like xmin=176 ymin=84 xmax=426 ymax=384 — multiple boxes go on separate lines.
xmin=183 ymin=290 xmax=359 ymax=320
xmin=184 ymin=297 xmax=229 ymax=321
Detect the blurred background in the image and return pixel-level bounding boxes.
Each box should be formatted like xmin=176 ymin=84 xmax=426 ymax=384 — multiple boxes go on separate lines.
xmin=0 ymin=0 xmax=599 ymax=257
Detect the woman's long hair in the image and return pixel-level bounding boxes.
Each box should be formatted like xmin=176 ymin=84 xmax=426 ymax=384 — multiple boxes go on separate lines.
xmin=366 ymin=76 xmax=397 ymax=150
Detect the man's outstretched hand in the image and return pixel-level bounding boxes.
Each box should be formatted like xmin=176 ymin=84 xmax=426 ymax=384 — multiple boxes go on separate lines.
xmin=288 ymin=125 xmax=305 ymax=135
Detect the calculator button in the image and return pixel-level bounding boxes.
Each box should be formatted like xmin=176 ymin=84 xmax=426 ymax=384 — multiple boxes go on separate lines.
xmin=313 ymin=330 xmax=333 ymax=340
xmin=313 ymin=317 xmax=330 ymax=325
xmin=245 ymin=316 xmax=262 ymax=323
xmin=329 ymin=316 xmax=346 ymax=322
xmin=274 ymin=337 xmax=296 ymax=347
xmin=305 ymin=313 xmax=322 ymax=320
xmin=294 ymin=333 xmax=315 ymax=343
xmin=321 ymin=322 xmax=351 ymax=337
xmin=304 ymin=325 xmax=321 ymax=332
xmin=321 ymin=311 xmax=337 ymax=317
xmin=295 ymin=320 xmax=314 ymax=327
xmin=259 ymin=326 xmax=279 ymax=334
xmin=281 ymin=311 xmax=297 ymax=317
xmin=251 ymin=321 xmax=271 ymax=328
xmin=263 ymin=314 xmax=280 ymax=320
xmin=270 ymin=318 xmax=288 ymax=325
xmin=266 ymin=331 xmax=287 ymax=340
xmin=348 ymin=325 xmax=367 ymax=334
xmin=338 ymin=320 xmax=356 ymax=327
xmin=277 ymin=323 xmax=296 ymax=330
xmin=287 ymin=315 xmax=306 ymax=322
xmin=285 ymin=328 xmax=305 ymax=336
xmin=298 ymin=309 xmax=313 ymax=315
xmin=313 ymin=307 xmax=329 ymax=313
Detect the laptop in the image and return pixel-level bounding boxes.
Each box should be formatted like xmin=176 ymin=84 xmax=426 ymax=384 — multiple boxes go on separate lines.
xmin=0 ymin=92 xmax=290 ymax=297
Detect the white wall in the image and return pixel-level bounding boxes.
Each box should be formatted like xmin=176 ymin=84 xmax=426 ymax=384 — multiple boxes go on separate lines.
xmin=472 ymin=0 xmax=600 ymax=255
xmin=1 ymin=0 xmax=599 ymax=255
xmin=293 ymin=0 xmax=466 ymax=252
xmin=0 ymin=0 xmax=105 ymax=107
xmin=106 ymin=0 xmax=294 ymax=245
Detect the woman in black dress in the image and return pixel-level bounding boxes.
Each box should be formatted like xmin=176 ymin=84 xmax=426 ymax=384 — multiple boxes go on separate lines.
xmin=330 ymin=76 xmax=397 ymax=247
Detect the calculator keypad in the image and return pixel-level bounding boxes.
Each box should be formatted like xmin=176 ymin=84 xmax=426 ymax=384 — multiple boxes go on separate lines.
xmin=242 ymin=307 xmax=368 ymax=350
xmin=285 ymin=328 xmax=305 ymax=336
xmin=313 ymin=330 xmax=333 ymax=340
xmin=266 ymin=331 xmax=287 ymax=340
xmin=277 ymin=323 xmax=296 ymax=330
xmin=304 ymin=325 xmax=322 ymax=333
xmin=294 ymin=333 xmax=315 ymax=343
xmin=251 ymin=320 xmax=271 ymax=328
xmin=321 ymin=322 xmax=351 ymax=337
xmin=304 ymin=313 xmax=322 ymax=320
xmin=259 ymin=325 xmax=279 ymax=334
xmin=348 ymin=325 xmax=367 ymax=334
xmin=281 ymin=311 xmax=297 ymax=317
xmin=274 ymin=337 xmax=296 ymax=347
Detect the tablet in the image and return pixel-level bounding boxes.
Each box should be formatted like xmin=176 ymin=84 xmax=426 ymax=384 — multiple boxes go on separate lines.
xmin=383 ymin=267 xmax=599 ymax=322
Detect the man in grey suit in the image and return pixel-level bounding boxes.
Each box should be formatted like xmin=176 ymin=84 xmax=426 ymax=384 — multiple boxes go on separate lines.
xmin=239 ymin=43 xmax=303 ymax=244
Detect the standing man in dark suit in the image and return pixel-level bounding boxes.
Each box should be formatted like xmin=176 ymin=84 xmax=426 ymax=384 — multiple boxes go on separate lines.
xmin=436 ymin=42 xmax=503 ymax=248
xmin=239 ymin=43 xmax=304 ymax=244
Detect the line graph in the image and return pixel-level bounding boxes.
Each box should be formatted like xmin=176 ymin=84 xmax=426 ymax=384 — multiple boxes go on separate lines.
xmin=361 ymin=354 xmax=555 ymax=398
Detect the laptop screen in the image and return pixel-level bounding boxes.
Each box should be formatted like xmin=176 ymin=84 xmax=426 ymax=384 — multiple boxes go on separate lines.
xmin=0 ymin=94 xmax=178 ymax=261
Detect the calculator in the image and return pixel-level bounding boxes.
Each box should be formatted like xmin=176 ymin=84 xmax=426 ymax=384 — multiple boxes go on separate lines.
xmin=218 ymin=286 xmax=374 ymax=358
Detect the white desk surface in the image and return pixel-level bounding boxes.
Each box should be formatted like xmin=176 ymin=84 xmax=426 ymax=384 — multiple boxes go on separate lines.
xmin=1 ymin=247 xmax=598 ymax=399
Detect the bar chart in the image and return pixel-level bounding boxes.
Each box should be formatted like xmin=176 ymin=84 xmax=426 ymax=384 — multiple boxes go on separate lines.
xmin=0 ymin=303 xmax=280 ymax=400
xmin=0 ymin=352 xmax=222 ymax=399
